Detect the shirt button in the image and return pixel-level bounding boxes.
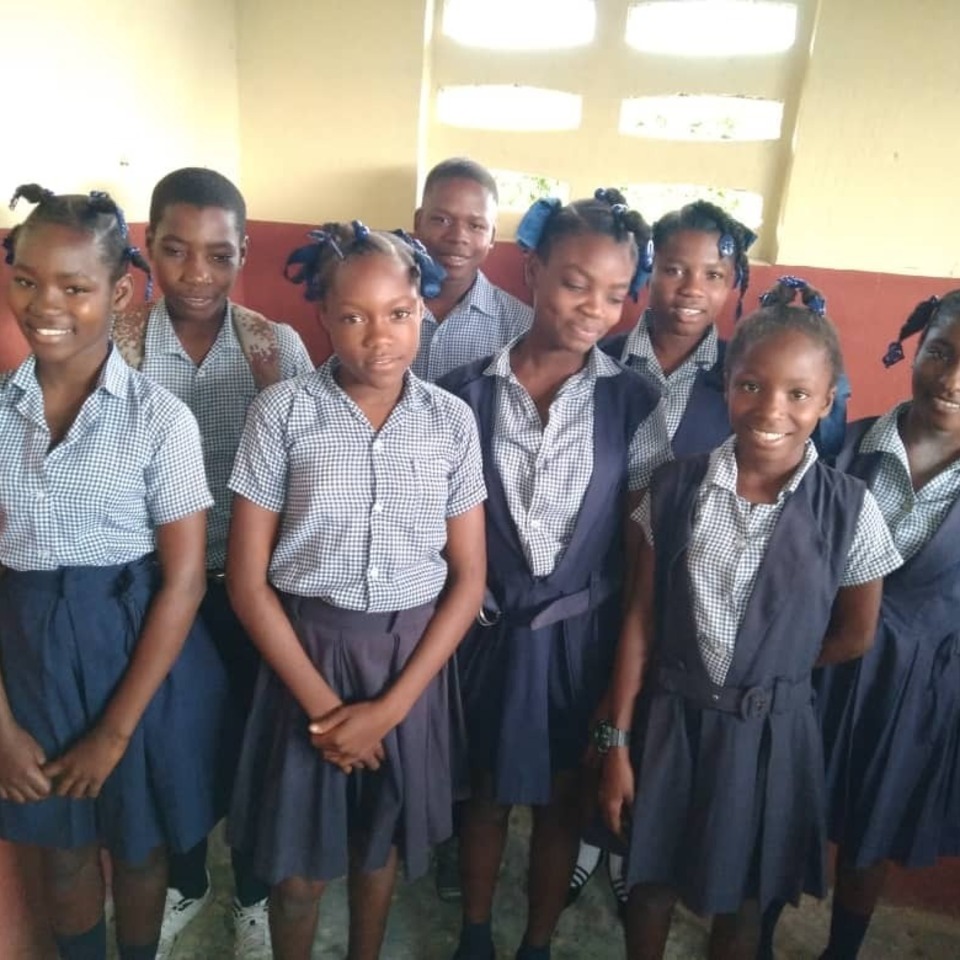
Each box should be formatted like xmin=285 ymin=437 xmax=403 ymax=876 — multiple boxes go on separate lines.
xmin=530 ymin=519 xmax=542 ymax=531
xmin=372 ymin=502 xmax=384 ymax=515
xmin=36 ymin=490 xmax=46 ymax=501
xmin=369 ymin=566 xmax=380 ymax=580
xmin=372 ymin=439 xmax=383 ymax=453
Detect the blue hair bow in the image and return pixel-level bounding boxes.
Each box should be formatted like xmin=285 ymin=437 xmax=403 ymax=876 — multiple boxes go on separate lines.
xmin=391 ymin=229 xmax=446 ymax=299
xmin=283 ymin=228 xmax=342 ymax=301
xmin=516 ymin=197 xmax=563 ymax=252
xmin=593 ymin=189 xmax=651 ymax=300
xmin=760 ymin=275 xmax=827 ymax=316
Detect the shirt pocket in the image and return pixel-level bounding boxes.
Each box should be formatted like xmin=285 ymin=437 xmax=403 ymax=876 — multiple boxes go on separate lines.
xmin=390 ymin=455 xmax=450 ymax=547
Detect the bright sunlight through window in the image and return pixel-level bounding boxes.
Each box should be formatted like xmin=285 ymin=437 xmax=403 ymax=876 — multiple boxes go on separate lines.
xmin=626 ymin=1 xmax=798 ymax=57
xmin=437 ymin=85 xmax=582 ymax=132
xmin=442 ymin=0 xmax=596 ymax=50
xmin=490 ymin=170 xmax=570 ymax=211
xmin=620 ymin=182 xmax=765 ymax=229
xmin=620 ymin=94 xmax=783 ymax=141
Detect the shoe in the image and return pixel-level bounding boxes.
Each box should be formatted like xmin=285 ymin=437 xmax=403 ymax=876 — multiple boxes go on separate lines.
xmin=232 ymin=897 xmax=272 ymax=959
xmin=436 ymin=836 xmax=462 ymax=903
xmin=451 ymin=944 xmax=495 ymax=960
xmin=566 ymin=842 xmax=602 ymax=907
xmin=607 ymin=853 xmax=627 ymax=920
xmin=156 ymin=872 xmax=213 ymax=959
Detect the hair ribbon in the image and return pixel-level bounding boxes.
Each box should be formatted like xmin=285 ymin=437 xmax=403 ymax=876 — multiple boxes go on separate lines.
xmin=391 ymin=229 xmax=446 ymax=299
xmin=516 ymin=197 xmax=563 ymax=252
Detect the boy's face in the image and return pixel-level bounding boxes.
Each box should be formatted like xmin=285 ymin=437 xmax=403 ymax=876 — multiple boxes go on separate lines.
xmin=146 ymin=203 xmax=247 ymax=325
xmin=414 ymin=177 xmax=496 ymax=291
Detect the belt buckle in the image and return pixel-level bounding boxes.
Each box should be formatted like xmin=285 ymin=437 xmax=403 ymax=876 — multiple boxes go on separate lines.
xmin=738 ymin=685 xmax=770 ymax=721
xmin=207 ymin=570 xmax=227 ymax=584
xmin=476 ymin=606 xmax=501 ymax=627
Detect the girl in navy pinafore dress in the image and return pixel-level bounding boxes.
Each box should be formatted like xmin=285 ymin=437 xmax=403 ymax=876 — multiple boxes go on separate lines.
xmin=573 ymin=201 xmax=757 ymax=908
xmin=599 ymin=280 xmax=902 ymax=960
xmin=225 ymin=223 xmax=486 ymax=960
xmin=0 ymin=188 xmax=225 ymax=960
xmin=803 ymin=292 xmax=960 ymax=959
xmin=440 ymin=190 xmax=672 ymax=960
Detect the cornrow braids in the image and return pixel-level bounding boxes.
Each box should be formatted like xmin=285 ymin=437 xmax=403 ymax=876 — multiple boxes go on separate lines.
xmin=882 ymin=290 xmax=960 ymax=367
xmin=727 ymin=278 xmax=844 ymax=387
xmin=284 ymin=220 xmax=435 ymax=302
xmin=5 ymin=184 xmax=152 ymax=294
xmin=516 ymin=188 xmax=653 ymax=300
xmin=652 ymin=200 xmax=757 ymax=317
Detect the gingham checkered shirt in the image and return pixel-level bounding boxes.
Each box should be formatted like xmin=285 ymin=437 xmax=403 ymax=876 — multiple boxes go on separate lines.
xmin=635 ymin=436 xmax=902 ymax=684
xmin=859 ymin=403 xmax=960 ymax=562
xmin=412 ymin=271 xmax=533 ymax=382
xmin=620 ymin=312 xmax=720 ymax=440
xmin=229 ymin=358 xmax=487 ymax=611
xmin=140 ymin=299 xmax=314 ymax=569
xmin=487 ymin=341 xmax=673 ymax=577
xmin=0 ymin=347 xmax=212 ymax=571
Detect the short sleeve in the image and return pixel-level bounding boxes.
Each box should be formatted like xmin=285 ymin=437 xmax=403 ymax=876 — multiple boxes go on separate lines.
xmin=228 ymin=385 xmax=291 ymax=513
xmin=630 ymin=490 xmax=654 ymax=547
xmin=144 ymin=403 xmax=213 ymax=525
xmin=445 ymin=402 xmax=487 ymax=518
xmin=627 ymin=399 xmax=673 ymax=492
xmin=840 ymin=489 xmax=903 ymax=586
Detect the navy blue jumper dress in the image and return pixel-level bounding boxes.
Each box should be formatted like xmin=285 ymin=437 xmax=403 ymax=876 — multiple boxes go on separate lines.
xmin=624 ymin=454 xmax=866 ymax=914
xmin=440 ymin=358 xmax=660 ymax=806
xmin=601 ymin=335 xmax=729 ymax=458
xmin=820 ymin=419 xmax=960 ymax=868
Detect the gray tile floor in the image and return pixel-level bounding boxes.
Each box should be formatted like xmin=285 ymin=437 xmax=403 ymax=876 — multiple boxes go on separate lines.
xmin=142 ymin=815 xmax=960 ymax=959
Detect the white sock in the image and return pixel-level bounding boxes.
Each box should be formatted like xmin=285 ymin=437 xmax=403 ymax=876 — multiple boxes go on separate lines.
xmin=569 ymin=842 xmax=602 ymax=890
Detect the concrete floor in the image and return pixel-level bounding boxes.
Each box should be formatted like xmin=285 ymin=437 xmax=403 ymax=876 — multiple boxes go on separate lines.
xmin=131 ymin=814 xmax=960 ymax=960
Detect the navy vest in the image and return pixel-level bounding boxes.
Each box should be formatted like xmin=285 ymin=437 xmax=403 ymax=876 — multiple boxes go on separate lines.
xmin=440 ymin=356 xmax=660 ymax=615
xmin=601 ymin=332 xmax=730 ymax=458
xmin=649 ymin=454 xmax=867 ymax=689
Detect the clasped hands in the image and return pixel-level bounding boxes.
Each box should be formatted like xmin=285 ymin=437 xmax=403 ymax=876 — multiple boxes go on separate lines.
xmin=309 ymin=699 xmax=397 ymax=775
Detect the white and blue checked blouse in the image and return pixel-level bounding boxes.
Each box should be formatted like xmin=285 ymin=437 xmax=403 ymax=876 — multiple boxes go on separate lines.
xmin=229 ymin=358 xmax=487 ymax=611
xmin=139 ymin=299 xmax=314 ymax=570
xmin=487 ymin=341 xmax=673 ymax=578
xmin=412 ymin=272 xmax=533 ymax=382
xmin=620 ymin=312 xmax=720 ymax=440
xmin=859 ymin=403 xmax=960 ymax=562
xmin=0 ymin=347 xmax=213 ymax=571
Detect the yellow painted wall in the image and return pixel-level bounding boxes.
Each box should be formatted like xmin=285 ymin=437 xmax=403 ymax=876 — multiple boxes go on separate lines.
xmin=235 ymin=0 xmax=433 ymax=230
xmin=777 ymin=0 xmax=960 ymax=276
xmin=0 ymin=0 xmax=240 ymax=230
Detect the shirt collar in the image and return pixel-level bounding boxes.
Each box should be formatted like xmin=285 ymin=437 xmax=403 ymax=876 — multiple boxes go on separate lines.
xmin=147 ymin=298 xmax=236 ymax=358
xmin=8 ymin=344 xmax=129 ymax=400
xmin=483 ymin=336 xmax=621 ymax=382
xmin=423 ymin=270 xmax=498 ymax=324
xmin=860 ymin=403 xmax=910 ymax=461
xmin=623 ymin=311 xmax=719 ymax=373
xmin=706 ymin=434 xmax=819 ymax=501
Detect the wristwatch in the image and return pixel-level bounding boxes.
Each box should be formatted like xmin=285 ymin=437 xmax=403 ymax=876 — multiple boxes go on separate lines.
xmin=593 ymin=720 xmax=631 ymax=755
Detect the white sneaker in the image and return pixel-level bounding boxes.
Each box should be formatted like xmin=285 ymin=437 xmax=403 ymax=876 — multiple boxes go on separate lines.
xmin=232 ymin=897 xmax=272 ymax=959
xmin=156 ymin=872 xmax=213 ymax=959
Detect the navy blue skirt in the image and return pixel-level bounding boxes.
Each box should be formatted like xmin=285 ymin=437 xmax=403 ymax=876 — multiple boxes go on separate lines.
xmin=458 ymin=594 xmax=619 ymax=806
xmin=820 ymin=620 xmax=960 ymax=869
xmin=227 ymin=595 xmax=460 ymax=884
xmin=0 ymin=560 xmax=228 ymax=864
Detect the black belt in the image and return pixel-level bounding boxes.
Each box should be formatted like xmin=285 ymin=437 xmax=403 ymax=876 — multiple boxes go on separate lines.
xmin=657 ymin=666 xmax=812 ymax=721
xmin=207 ymin=570 xmax=227 ymax=584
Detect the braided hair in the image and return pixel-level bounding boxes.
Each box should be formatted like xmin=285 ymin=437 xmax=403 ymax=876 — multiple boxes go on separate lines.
xmin=882 ymin=291 xmax=960 ymax=367
xmin=727 ymin=277 xmax=843 ymax=387
xmin=284 ymin=220 xmax=444 ymax=303
xmin=516 ymin=188 xmax=653 ymax=300
xmin=652 ymin=200 xmax=756 ymax=317
xmin=4 ymin=184 xmax=152 ymax=290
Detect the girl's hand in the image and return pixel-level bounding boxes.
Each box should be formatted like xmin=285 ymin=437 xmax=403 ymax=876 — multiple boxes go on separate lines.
xmin=599 ymin=749 xmax=635 ymax=839
xmin=43 ymin=726 xmax=130 ymax=799
xmin=0 ymin=724 xmax=50 ymax=803
xmin=309 ymin=701 xmax=396 ymax=772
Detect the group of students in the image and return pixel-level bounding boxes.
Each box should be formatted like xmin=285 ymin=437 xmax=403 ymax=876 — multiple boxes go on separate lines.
xmin=0 ymin=156 xmax=956 ymax=960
